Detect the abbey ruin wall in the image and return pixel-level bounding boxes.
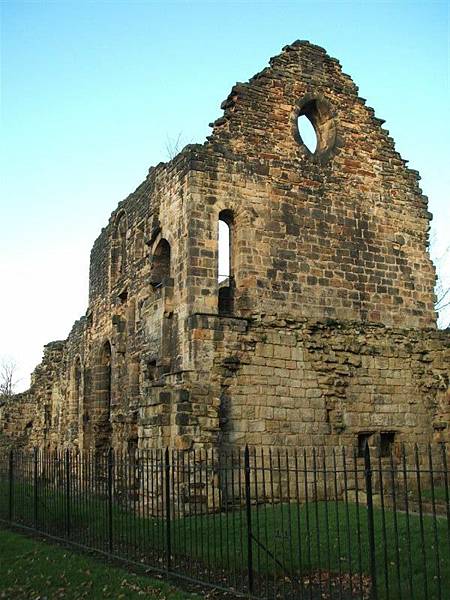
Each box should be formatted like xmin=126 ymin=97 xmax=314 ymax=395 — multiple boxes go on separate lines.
xmin=1 ymin=41 xmax=448 ymax=457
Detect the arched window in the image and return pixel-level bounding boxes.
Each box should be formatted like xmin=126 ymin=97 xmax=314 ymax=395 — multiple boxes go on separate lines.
xmin=111 ymin=211 xmax=127 ymax=282
xmin=72 ymin=356 xmax=82 ymax=425
xmin=218 ymin=210 xmax=234 ymax=315
xmin=150 ymin=238 xmax=171 ymax=287
xmin=98 ymin=341 xmax=112 ymax=423
xmin=134 ymin=223 xmax=145 ymax=260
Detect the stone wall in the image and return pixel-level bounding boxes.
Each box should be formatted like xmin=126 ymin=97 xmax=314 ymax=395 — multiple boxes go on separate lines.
xmin=1 ymin=41 xmax=448 ymax=459
xmin=189 ymin=316 xmax=450 ymax=450
xmin=186 ymin=41 xmax=436 ymax=329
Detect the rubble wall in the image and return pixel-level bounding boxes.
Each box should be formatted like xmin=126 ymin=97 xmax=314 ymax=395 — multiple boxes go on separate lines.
xmin=187 ymin=316 xmax=450 ymax=451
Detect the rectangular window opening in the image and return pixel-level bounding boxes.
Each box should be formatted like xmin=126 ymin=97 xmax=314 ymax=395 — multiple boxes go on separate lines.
xmin=380 ymin=431 xmax=396 ymax=458
xmin=357 ymin=432 xmax=373 ymax=458
xmin=118 ymin=288 xmax=128 ymax=303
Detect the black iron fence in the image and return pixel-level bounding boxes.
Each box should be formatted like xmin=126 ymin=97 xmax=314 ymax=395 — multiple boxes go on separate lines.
xmin=0 ymin=443 xmax=449 ymax=599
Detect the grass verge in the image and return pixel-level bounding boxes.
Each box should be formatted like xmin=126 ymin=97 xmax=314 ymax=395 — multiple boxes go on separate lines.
xmin=1 ymin=480 xmax=449 ymax=599
xmin=0 ymin=527 xmax=198 ymax=600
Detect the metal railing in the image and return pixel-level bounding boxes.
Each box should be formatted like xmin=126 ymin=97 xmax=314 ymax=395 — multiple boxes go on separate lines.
xmin=0 ymin=443 xmax=449 ymax=599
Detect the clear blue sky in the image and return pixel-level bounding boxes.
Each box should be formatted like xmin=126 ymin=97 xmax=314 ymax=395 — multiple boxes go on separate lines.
xmin=1 ymin=1 xmax=449 ymax=390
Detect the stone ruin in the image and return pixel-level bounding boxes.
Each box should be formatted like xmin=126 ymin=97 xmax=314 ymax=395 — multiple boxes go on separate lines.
xmin=1 ymin=41 xmax=449 ymax=459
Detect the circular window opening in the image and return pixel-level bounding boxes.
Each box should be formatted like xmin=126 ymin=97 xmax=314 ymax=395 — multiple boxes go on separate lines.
xmin=297 ymin=115 xmax=317 ymax=153
xmin=295 ymin=98 xmax=336 ymax=158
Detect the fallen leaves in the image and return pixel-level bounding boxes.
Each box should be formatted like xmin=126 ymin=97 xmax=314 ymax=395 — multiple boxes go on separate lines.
xmin=0 ymin=528 xmax=199 ymax=599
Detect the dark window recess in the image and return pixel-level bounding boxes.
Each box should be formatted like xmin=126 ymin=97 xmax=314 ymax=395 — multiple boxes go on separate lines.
xmin=146 ymin=360 xmax=157 ymax=381
xmin=380 ymin=431 xmax=396 ymax=457
xmin=357 ymin=432 xmax=372 ymax=458
xmin=150 ymin=239 xmax=171 ymax=287
xmin=218 ymin=278 xmax=234 ymax=315
xmin=127 ymin=435 xmax=138 ymax=455
xmin=118 ymin=289 xmax=128 ymax=303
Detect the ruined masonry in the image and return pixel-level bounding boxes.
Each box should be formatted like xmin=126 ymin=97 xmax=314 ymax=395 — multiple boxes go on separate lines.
xmin=2 ymin=41 xmax=449 ymax=455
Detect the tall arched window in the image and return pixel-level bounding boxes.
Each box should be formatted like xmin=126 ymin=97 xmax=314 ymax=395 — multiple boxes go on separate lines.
xmin=98 ymin=341 xmax=112 ymax=423
xmin=150 ymin=238 xmax=171 ymax=287
xmin=72 ymin=356 xmax=82 ymax=427
xmin=218 ymin=210 xmax=234 ymax=314
xmin=111 ymin=211 xmax=128 ymax=283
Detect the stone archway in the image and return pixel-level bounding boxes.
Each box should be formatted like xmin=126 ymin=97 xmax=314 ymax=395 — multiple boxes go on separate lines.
xmin=71 ymin=356 xmax=82 ymax=444
xmin=83 ymin=341 xmax=113 ymax=453
xmin=95 ymin=340 xmax=112 ymax=452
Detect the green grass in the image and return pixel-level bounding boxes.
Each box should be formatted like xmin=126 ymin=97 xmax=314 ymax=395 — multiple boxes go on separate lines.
xmin=1 ymin=480 xmax=449 ymax=599
xmin=171 ymin=500 xmax=449 ymax=599
xmin=0 ymin=527 xmax=198 ymax=599
xmin=421 ymin=486 xmax=449 ymax=503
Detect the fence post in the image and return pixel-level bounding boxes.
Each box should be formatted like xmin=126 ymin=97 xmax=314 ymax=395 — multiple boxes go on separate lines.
xmin=244 ymin=445 xmax=254 ymax=595
xmin=8 ymin=449 xmax=13 ymax=522
xmin=440 ymin=442 xmax=450 ymax=552
xmin=34 ymin=448 xmax=38 ymax=528
xmin=65 ymin=449 xmax=71 ymax=538
xmin=165 ymin=447 xmax=171 ymax=572
xmin=107 ymin=448 xmax=114 ymax=554
xmin=364 ymin=443 xmax=378 ymax=600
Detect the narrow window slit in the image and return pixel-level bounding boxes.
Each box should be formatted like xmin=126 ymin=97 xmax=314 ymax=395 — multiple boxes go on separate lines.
xmin=218 ymin=210 xmax=234 ymax=315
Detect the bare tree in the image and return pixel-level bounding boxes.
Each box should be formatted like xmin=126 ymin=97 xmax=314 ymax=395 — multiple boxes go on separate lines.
xmin=165 ymin=132 xmax=193 ymax=161
xmin=431 ymin=232 xmax=450 ymax=329
xmin=0 ymin=357 xmax=18 ymax=401
xmin=165 ymin=132 xmax=183 ymax=160
xmin=436 ymin=275 xmax=450 ymax=312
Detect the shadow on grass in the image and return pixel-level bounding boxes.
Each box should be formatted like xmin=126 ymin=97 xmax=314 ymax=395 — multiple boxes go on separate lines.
xmin=0 ymin=481 xmax=448 ymax=599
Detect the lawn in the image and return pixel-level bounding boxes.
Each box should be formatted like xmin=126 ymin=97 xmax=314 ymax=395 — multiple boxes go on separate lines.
xmin=1 ymin=480 xmax=449 ymax=599
xmin=421 ymin=485 xmax=449 ymax=503
xmin=0 ymin=527 xmax=199 ymax=599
